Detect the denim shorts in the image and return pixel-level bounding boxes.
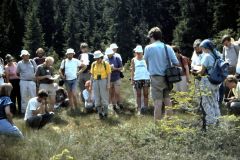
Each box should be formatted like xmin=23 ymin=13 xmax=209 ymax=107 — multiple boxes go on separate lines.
xmin=65 ymin=79 xmax=77 ymax=92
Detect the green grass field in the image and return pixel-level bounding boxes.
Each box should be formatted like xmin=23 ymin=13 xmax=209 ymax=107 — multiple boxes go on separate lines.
xmin=1 ymin=71 xmax=240 ymax=160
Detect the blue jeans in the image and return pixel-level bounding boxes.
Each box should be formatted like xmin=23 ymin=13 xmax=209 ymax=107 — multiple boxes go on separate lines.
xmin=0 ymin=119 xmax=23 ymax=138
xmin=65 ymin=79 xmax=77 ymax=92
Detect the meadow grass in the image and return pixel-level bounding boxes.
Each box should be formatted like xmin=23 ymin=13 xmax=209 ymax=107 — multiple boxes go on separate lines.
xmin=1 ymin=71 xmax=240 ymax=160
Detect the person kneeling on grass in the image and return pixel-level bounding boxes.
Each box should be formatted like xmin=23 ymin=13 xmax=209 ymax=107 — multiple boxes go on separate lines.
xmin=82 ymin=80 xmax=95 ymax=112
xmin=24 ymin=89 xmax=54 ymax=129
xmin=0 ymin=83 xmax=23 ymax=138
xmin=54 ymin=87 xmax=69 ymax=109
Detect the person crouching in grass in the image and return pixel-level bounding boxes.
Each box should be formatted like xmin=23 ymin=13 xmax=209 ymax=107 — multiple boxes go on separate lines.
xmin=90 ymin=50 xmax=111 ymax=119
xmin=0 ymin=83 xmax=23 ymax=138
xmin=24 ymin=89 xmax=54 ymax=129
xmin=82 ymin=80 xmax=95 ymax=112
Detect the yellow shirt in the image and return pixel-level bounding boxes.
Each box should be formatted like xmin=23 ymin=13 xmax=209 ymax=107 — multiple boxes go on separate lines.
xmin=90 ymin=61 xmax=111 ymax=80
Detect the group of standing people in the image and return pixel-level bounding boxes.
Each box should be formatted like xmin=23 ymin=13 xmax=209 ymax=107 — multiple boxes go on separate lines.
xmin=1 ymin=26 xmax=240 ymax=138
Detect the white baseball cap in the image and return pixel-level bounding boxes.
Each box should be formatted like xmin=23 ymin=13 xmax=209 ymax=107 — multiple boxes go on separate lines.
xmin=20 ymin=50 xmax=30 ymax=57
xmin=66 ymin=48 xmax=75 ymax=55
xmin=105 ymin=48 xmax=114 ymax=55
xmin=134 ymin=45 xmax=143 ymax=53
xmin=93 ymin=50 xmax=104 ymax=59
xmin=110 ymin=43 xmax=118 ymax=49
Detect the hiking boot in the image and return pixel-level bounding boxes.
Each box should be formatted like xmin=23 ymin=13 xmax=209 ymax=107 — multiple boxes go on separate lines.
xmin=117 ymin=103 xmax=124 ymax=109
xmin=140 ymin=107 xmax=148 ymax=114
xmin=99 ymin=113 xmax=104 ymax=119
xmin=113 ymin=104 xmax=122 ymax=113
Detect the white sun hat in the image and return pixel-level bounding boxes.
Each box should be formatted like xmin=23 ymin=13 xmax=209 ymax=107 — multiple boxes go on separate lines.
xmin=105 ymin=48 xmax=114 ymax=55
xmin=93 ymin=50 xmax=104 ymax=59
xmin=134 ymin=45 xmax=143 ymax=53
xmin=20 ymin=50 xmax=30 ymax=57
xmin=66 ymin=48 xmax=75 ymax=55
xmin=110 ymin=43 xmax=118 ymax=49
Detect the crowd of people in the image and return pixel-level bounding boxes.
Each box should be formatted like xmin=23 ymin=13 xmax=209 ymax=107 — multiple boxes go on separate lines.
xmin=0 ymin=26 xmax=240 ymax=138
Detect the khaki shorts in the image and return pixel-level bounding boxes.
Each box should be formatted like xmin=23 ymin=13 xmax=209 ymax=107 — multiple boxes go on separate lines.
xmin=39 ymin=83 xmax=57 ymax=96
xmin=150 ymin=76 xmax=170 ymax=101
xmin=110 ymin=79 xmax=121 ymax=87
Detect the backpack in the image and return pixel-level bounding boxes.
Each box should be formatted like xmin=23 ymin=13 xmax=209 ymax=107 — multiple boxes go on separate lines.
xmin=207 ymin=53 xmax=229 ymax=85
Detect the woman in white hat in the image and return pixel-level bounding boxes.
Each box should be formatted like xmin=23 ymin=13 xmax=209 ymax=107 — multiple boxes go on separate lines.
xmin=131 ymin=45 xmax=150 ymax=115
xmin=104 ymin=48 xmax=123 ymax=112
xmin=90 ymin=50 xmax=111 ymax=119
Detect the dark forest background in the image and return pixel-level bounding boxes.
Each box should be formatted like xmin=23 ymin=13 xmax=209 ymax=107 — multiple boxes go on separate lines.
xmin=1 ymin=0 xmax=240 ymax=63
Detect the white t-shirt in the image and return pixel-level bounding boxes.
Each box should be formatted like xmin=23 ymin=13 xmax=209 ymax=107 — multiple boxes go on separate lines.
xmin=24 ymin=97 xmax=41 ymax=120
xmin=79 ymin=53 xmax=90 ymax=65
xmin=60 ymin=58 xmax=81 ymax=80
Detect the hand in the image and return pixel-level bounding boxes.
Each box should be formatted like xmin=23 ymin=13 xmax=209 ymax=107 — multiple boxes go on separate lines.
xmin=60 ymin=75 xmax=66 ymax=79
xmin=131 ymin=80 xmax=134 ymax=85
xmin=45 ymin=75 xmax=51 ymax=79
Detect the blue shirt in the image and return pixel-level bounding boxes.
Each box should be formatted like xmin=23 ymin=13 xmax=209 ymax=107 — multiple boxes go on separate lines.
xmin=144 ymin=41 xmax=179 ymax=76
xmin=105 ymin=55 xmax=122 ymax=82
xmin=0 ymin=96 xmax=13 ymax=119
xmin=201 ymin=53 xmax=215 ymax=74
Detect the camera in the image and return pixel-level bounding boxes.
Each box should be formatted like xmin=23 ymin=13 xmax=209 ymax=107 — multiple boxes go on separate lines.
xmin=97 ymin=75 xmax=101 ymax=80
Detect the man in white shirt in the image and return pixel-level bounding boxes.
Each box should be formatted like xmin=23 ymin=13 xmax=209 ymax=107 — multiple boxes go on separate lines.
xmin=59 ymin=48 xmax=82 ymax=109
xmin=191 ymin=39 xmax=203 ymax=70
xmin=24 ymin=90 xmax=54 ymax=129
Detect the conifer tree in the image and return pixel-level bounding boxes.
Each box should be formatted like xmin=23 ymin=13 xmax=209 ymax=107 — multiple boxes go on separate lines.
xmin=38 ymin=0 xmax=55 ymax=50
xmin=23 ymin=0 xmax=45 ymax=56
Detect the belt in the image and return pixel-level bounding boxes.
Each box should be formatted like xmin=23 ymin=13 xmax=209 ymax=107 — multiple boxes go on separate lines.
xmin=21 ymin=79 xmax=33 ymax=81
xmin=150 ymin=75 xmax=164 ymax=77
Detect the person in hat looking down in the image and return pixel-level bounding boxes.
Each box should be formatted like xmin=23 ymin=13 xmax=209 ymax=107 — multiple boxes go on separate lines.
xmin=16 ymin=50 xmax=37 ymax=114
xmin=131 ymin=45 xmax=150 ymax=115
xmin=108 ymin=43 xmax=122 ymax=62
xmin=59 ymin=48 xmax=82 ymax=110
xmin=90 ymin=50 xmax=111 ymax=119
xmin=5 ymin=54 xmax=21 ymax=115
xmin=104 ymin=48 xmax=123 ymax=112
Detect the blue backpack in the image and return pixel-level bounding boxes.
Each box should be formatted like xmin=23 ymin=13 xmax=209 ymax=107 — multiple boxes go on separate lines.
xmin=207 ymin=53 xmax=229 ymax=85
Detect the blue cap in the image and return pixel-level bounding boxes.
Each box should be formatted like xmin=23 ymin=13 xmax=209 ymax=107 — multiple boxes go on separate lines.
xmin=199 ymin=39 xmax=215 ymax=50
